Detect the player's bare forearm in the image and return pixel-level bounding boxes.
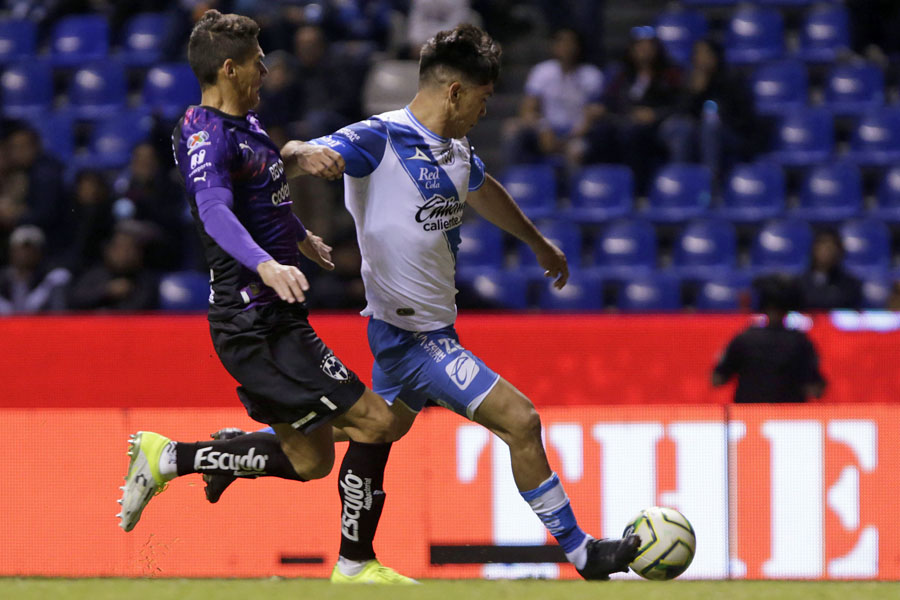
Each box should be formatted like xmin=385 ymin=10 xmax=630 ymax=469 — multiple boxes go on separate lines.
xmin=281 ymin=141 xmax=345 ymax=180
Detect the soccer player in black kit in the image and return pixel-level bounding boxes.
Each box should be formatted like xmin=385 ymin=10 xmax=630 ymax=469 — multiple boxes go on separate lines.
xmin=117 ymin=10 xmax=402 ymax=539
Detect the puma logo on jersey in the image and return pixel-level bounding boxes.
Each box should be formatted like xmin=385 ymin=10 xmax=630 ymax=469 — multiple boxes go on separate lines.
xmin=406 ymin=147 xmax=432 ymax=162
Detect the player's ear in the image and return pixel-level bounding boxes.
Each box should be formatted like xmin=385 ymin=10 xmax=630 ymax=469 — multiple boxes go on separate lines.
xmin=448 ymin=81 xmax=462 ymax=103
xmin=223 ymin=58 xmax=236 ymax=79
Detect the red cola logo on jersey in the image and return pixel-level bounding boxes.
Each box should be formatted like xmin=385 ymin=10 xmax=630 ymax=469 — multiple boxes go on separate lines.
xmin=415 ymin=194 xmax=463 ymax=232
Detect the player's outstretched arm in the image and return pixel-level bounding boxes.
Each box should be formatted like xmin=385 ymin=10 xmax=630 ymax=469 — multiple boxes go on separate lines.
xmin=467 ymin=173 xmax=569 ymax=288
xmin=281 ymin=140 xmax=345 ymax=180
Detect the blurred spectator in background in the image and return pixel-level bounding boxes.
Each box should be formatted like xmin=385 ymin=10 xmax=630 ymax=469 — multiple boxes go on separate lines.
xmin=303 ymin=233 xmax=367 ymax=311
xmin=603 ymin=27 xmax=681 ymax=193
xmin=66 ymin=170 xmax=115 ymax=274
xmin=406 ymin=0 xmax=473 ymax=58
xmin=113 ymin=143 xmax=187 ymax=271
xmin=798 ymin=230 xmax=862 ymax=311
xmin=660 ymin=39 xmax=756 ymax=183
xmin=712 ymin=275 xmax=826 ymax=403
xmin=887 ymin=282 xmax=900 ymax=311
xmin=0 ymin=225 xmax=70 ymax=314
xmin=256 ymin=50 xmax=303 ymax=147
xmin=1 ymin=125 xmax=68 ymax=259
xmin=504 ymin=27 xmax=606 ymax=167
xmin=68 ymin=220 xmax=159 ymax=312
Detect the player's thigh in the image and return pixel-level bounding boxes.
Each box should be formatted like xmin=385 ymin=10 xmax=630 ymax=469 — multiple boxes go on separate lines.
xmin=333 ymin=394 xmax=417 ymax=442
xmin=332 ymin=387 xmax=404 ymax=443
xmin=472 ymin=377 xmax=542 ymax=443
xmin=271 ymin=421 xmax=335 ymax=479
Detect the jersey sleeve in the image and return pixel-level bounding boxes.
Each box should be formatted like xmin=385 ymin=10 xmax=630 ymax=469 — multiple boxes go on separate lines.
xmin=309 ymin=118 xmax=387 ymax=178
xmin=468 ymin=148 xmax=486 ymax=191
xmin=175 ymin=115 xmax=233 ymax=195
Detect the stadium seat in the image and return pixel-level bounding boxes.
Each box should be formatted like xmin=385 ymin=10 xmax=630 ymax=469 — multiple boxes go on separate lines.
xmin=71 ymin=108 xmax=154 ymax=172
xmin=159 ymin=271 xmax=211 ymax=311
xmin=538 ymin=272 xmax=603 ymax=311
xmin=644 ymin=164 xmax=711 ymax=223
xmin=725 ymin=6 xmax=784 ymax=65
xmin=617 ymin=273 xmax=682 ymax=313
xmin=695 ymin=273 xmax=753 ymax=312
xmin=0 ymin=60 xmax=53 ymax=118
xmin=456 ymin=218 xmax=505 ymax=270
xmin=592 ymin=218 xmax=657 ymax=278
xmin=794 ymin=162 xmax=862 ymax=222
xmin=845 ymin=108 xmax=900 ymax=166
xmin=766 ymin=108 xmax=833 ymax=165
xmin=0 ymin=18 xmax=37 ymax=65
xmin=858 ymin=274 xmax=893 ymax=310
xmin=119 ymin=13 xmax=169 ymax=67
xmin=840 ymin=218 xmax=891 ymax=274
xmin=750 ymin=218 xmax=814 ymax=275
xmin=655 ymin=10 xmax=708 ymax=67
xmin=362 ymin=60 xmax=419 ymax=116
xmin=872 ymin=166 xmax=900 ymax=223
xmin=823 ymin=63 xmax=885 ymax=116
xmin=142 ymin=63 xmax=201 ymax=120
xmin=26 ymin=111 xmax=75 ymax=162
xmin=459 ymin=268 xmax=530 ymax=309
xmin=795 ymin=3 xmax=850 ymax=63
xmin=566 ymin=164 xmax=633 ymax=222
xmin=752 ymin=60 xmax=808 ymax=116
xmin=500 ymin=164 xmax=556 ymax=219
xmin=66 ymin=60 xmax=127 ymax=120
xmin=518 ymin=220 xmax=581 ymax=275
xmin=718 ymin=162 xmax=785 ymax=223
xmin=50 ymin=15 xmax=109 ymax=67
xmin=672 ymin=218 xmax=738 ymax=279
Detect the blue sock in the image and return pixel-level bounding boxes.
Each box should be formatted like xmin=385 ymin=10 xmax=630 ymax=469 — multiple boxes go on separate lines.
xmin=256 ymin=427 xmax=275 ymax=435
xmin=520 ymin=472 xmax=590 ymax=569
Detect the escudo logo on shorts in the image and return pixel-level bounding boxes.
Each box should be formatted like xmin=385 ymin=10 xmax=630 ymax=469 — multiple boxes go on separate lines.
xmin=445 ymin=352 xmax=480 ymax=390
xmin=321 ymin=354 xmax=349 ymax=381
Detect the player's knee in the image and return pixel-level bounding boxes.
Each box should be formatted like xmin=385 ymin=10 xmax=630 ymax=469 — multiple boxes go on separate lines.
xmin=509 ymin=405 xmax=542 ymax=443
xmin=290 ymin=451 xmax=334 ymax=480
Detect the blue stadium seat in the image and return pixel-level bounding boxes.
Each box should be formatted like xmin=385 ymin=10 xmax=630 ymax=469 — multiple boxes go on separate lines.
xmin=0 ymin=18 xmax=37 ymax=65
xmin=751 ymin=218 xmax=814 ymax=275
xmin=655 ymin=10 xmax=708 ymax=67
xmin=456 ymin=218 xmax=504 ymax=270
xmin=592 ymin=218 xmax=657 ymax=278
xmin=566 ymin=164 xmax=633 ymax=223
xmin=840 ymin=218 xmax=891 ymax=274
xmin=872 ymin=166 xmax=900 ymax=223
xmin=695 ymin=273 xmax=753 ymax=312
xmin=142 ymin=63 xmax=201 ymax=120
xmin=50 ymin=15 xmax=109 ymax=67
xmin=794 ymin=162 xmax=862 ymax=222
xmin=845 ymin=109 xmax=900 ymax=166
xmin=725 ymin=6 xmax=784 ymax=65
xmin=538 ymin=272 xmax=603 ymax=311
xmin=1 ymin=60 xmax=52 ymax=118
xmin=767 ymin=108 xmax=833 ymax=165
xmin=672 ymin=218 xmax=738 ymax=279
xmin=119 ymin=13 xmax=169 ymax=67
xmin=752 ymin=60 xmax=808 ymax=116
xmin=518 ymin=220 xmax=581 ymax=276
xmin=159 ymin=271 xmax=211 ymax=311
xmin=26 ymin=111 xmax=74 ymax=162
xmin=66 ymin=60 xmax=127 ymax=120
xmin=457 ymin=268 xmax=530 ymax=309
xmin=617 ymin=273 xmax=682 ymax=313
xmin=500 ymin=164 xmax=556 ymax=219
xmin=858 ymin=274 xmax=893 ymax=310
xmin=795 ymin=3 xmax=850 ymax=63
xmin=645 ymin=164 xmax=711 ymax=223
xmin=823 ymin=63 xmax=885 ymax=116
xmin=718 ymin=162 xmax=785 ymax=223
xmin=71 ymin=108 xmax=154 ymax=172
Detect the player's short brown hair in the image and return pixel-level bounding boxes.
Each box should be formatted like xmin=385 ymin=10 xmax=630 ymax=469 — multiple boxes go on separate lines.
xmin=419 ymin=24 xmax=501 ymax=87
xmin=188 ymin=10 xmax=260 ymax=88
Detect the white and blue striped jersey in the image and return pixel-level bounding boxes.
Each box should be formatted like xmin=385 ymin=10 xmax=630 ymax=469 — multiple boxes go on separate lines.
xmin=310 ymin=107 xmax=486 ymax=331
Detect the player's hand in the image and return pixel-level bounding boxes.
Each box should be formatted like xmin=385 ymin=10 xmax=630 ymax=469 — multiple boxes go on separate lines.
xmin=257 ymin=259 xmax=309 ymax=303
xmin=298 ymin=231 xmax=335 ymax=271
xmin=532 ymin=237 xmax=569 ymax=289
xmin=283 ymin=141 xmax=345 ymax=180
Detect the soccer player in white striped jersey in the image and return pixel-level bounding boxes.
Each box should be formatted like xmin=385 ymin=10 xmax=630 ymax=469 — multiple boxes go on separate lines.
xmin=211 ymin=24 xmax=639 ymax=582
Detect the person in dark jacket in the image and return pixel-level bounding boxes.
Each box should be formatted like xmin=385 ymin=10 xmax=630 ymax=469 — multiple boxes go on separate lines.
xmin=798 ymin=229 xmax=863 ymax=311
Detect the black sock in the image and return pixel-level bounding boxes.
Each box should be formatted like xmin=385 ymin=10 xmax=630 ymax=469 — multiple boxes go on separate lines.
xmin=338 ymin=441 xmax=392 ymax=561
xmin=175 ymin=432 xmax=304 ymax=480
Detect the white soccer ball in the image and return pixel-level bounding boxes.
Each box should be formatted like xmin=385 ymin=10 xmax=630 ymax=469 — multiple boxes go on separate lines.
xmin=622 ymin=506 xmax=696 ymax=580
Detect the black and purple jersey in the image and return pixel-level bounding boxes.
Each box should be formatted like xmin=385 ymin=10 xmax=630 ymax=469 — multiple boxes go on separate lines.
xmin=173 ymin=105 xmax=302 ymax=320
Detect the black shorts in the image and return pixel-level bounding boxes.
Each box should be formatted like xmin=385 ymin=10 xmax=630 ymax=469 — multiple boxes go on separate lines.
xmin=209 ymin=303 xmax=366 ymax=433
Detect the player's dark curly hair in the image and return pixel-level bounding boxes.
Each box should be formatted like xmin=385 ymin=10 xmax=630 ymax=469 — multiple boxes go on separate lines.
xmin=188 ymin=10 xmax=260 ymax=88
xmin=419 ymin=24 xmax=501 ymax=87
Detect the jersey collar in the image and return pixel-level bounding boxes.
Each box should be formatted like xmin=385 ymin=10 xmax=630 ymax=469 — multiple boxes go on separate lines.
xmin=404 ymin=106 xmax=449 ymax=144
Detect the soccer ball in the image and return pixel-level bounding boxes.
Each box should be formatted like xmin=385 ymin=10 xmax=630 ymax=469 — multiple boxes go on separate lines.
xmin=622 ymin=506 xmax=696 ymax=580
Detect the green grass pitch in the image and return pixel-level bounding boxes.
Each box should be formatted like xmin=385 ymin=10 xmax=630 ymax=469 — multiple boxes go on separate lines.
xmin=2 ymin=579 xmax=899 ymax=600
